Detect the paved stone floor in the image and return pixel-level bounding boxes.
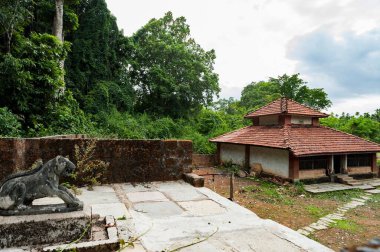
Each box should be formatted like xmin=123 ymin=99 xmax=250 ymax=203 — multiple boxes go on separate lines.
xmin=23 ymin=181 xmax=332 ymax=251
xmin=304 ymin=180 xmax=380 ymax=193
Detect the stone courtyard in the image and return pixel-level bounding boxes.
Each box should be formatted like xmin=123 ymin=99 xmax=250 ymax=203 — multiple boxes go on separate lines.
xmin=2 ymin=180 xmax=332 ymax=251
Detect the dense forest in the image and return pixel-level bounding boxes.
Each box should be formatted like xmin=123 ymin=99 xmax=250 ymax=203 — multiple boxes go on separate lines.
xmin=0 ymin=0 xmax=379 ymax=154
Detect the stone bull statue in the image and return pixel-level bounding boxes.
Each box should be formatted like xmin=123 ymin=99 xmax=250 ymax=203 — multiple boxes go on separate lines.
xmin=0 ymin=156 xmax=83 ymax=214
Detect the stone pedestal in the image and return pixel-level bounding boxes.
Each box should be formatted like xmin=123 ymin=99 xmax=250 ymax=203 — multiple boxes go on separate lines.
xmin=0 ymin=207 xmax=91 ymax=249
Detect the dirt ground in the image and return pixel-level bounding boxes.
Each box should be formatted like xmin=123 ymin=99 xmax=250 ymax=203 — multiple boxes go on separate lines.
xmin=193 ymin=167 xmax=380 ymax=251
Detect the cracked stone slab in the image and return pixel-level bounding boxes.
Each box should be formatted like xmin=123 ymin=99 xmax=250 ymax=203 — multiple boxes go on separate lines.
xmin=133 ymin=201 xmax=184 ymax=218
xmin=178 ymin=200 xmax=226 ymax=216
xmin=92 ymin=203 xmax=128 ymax=219
xmin=126 ymin=191 xmax=169 ymax=203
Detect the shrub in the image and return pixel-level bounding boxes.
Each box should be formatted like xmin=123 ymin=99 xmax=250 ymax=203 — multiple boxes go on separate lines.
xmin=0 ymin=107 xmax=22 ymax=137
xmin=72 ymin=139 xmax=110 ymax=190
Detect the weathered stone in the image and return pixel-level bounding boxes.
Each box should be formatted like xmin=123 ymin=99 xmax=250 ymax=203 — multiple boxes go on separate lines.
xmin=182 ymin=173 xmax=204 ymax=187
xmin=0 ymin=156 xmax=83 ymax=215
xmin=366 ymin=189 xmax=380 ymax=194
xmin=0 ymin=138 xmax=193 ymax=184
xmin=0 ymin=209 xmax=91 ymax=248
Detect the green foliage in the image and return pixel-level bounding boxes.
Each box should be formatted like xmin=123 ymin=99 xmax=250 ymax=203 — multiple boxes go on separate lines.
xmin=240 ymin=81 xmax=281 ymax=110
xmin=321 ymin=112 xmax=380 ymax=143
xmin=219 ymin=160 xmax=242 ymax=174
xmin=73 ymin=139 xmax=110 ymax=190
xmin=65 ymin=0 xmax=132 ymax=111
xmin=0 ymin=33 xmax=69 ymax=129
xmin=332 ymin=219 xmax=361 ymax=233
xmin=305 ymin=205 xmax=328 ymax=218
xmin=0 ymin=0 xmax=32 ymax=53
xmin=241 ymin=74 xmax=332 ymax=110
xmin=0 ymin=107 xmax=22 ymax=137
xmin=314 ymin=189 xmax=364 ymax=202
xmin=127 ymin=11 xmax=220 ymax=118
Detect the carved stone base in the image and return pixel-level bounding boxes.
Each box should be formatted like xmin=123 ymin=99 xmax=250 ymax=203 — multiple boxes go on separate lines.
xmin=0 ymin=203 xmax=83 ymax=216
xmin=0 ymin=206 xmax=91 ymax=248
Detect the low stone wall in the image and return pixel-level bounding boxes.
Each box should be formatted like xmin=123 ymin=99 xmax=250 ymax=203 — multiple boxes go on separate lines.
xmin=299 ymin=169 xmax=326 ymax=180
xmin=348 ymin=166 xmax=372 ymax=174
xmin=192 ymin=154 xmax=216 ymax=167
xmin=0 ymin=137 xmax=192 ymax=183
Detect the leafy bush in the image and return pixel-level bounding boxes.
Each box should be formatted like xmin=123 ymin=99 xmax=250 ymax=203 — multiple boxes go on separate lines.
xmin=0 ymin=107 xmax=22 ymax=137
xmin=72 ymin=139 xmax=110 ymax=190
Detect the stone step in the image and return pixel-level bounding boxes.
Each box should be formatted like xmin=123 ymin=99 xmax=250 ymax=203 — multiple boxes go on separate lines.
xmin=336 ymin=174 xmax=349 ymax=178
xmin=347 ymin=182 xmax=364 ymax=186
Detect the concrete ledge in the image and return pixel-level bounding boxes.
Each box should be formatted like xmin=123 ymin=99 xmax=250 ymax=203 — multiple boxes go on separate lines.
xmin=0 ymin=208 xmax=91 ymax=248
xmin=182 ymin=173 xmax=204 ymax=187
xmin=43 ymin=215 xmax=120 ymax=252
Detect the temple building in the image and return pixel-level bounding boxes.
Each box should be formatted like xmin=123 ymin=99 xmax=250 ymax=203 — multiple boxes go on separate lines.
xmin=210 ymin=98 xmax=380 ymax=181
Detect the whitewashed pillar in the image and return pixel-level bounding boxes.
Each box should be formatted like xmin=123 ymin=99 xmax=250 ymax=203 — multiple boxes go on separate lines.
xmin=342 ymin=155 xmax=348 ymax=174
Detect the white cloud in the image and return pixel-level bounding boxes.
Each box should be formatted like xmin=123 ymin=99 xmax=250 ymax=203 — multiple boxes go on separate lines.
xmin=328 ymin=94 xmax=380 ymax=114
xmin=105 ymin=0 xmax=380 ymax=113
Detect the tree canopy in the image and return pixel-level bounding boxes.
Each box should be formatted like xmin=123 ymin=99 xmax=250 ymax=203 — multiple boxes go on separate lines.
xmin=241 ymin=74 xmax=332 ymax=110
xmin=126 ymin=12 xmax=220 ymax=118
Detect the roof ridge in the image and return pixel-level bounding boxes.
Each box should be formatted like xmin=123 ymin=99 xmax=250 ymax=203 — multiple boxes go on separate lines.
xmin=209 ymin=125 xmax=251 ymax=142
xmin=286 ymin=98 xmax=329 ymax=117
xmin=320 ymin=125 xmax=380 ymax=147
xmin=244 ymin=98 xmax=281 ymax=118
xmin=282 ymin=124 xmax=291 ymax=149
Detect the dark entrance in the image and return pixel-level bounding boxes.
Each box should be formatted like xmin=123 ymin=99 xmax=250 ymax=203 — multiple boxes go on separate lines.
xmin=333 ymin=155 xmax=341 ymax=174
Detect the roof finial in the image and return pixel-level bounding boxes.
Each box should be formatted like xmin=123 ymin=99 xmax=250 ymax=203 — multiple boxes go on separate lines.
xmin=281 ymin=97 xmax=288 ymax=113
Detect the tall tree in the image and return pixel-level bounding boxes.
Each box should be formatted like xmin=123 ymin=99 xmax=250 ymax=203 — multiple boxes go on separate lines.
xmin=0 ymin=0 xmax=32 ymax=53
xmin=126 ymin=12 xmax=220 ymax=118
xmin=65 ymin=0 xmax=132 ymax=112
xmin=53 ymin=0 xmax=64 ymax=41
xmin=0 ymin=33 xmax=68 ymax=129
xmin=241 ymin=74 xmax=332 ymax=110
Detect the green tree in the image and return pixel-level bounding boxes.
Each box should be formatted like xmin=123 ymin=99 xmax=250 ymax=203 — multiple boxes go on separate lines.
xmin=65 ymin=0 xmax=132 ymax=112
xmin=240 ymin=81 xmax=281 ymax=110
xmin=0 ymin=107 xmax=22 ymax=136
xmin=126 ymin=11 xmax=220 ymax=118
xmin=0 ymin=0 xmax=32 ymax=53
xmin=241 ymin=74 xmax=332 ymax=110
xmin=0 ymin=33 xmax=69 ymax=129
xmin=270 ymin=74 xmax=331 ymax=110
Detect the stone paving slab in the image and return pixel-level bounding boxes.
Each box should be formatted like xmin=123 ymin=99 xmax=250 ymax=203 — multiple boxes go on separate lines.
xmin=133 ymin=201 xmax=184 ymax=218
xmin=127 ymin=181 xmax=332 ymax=252
xmin=304 ymin=183 xmax=354 ymax=193
xmin=91 ymin=203 xmax=128 ymax=218
xmin=126 ymin=191 xmax=169 ymax=203
xmin=159 ymin=188 xmax=208 ymax=202
xmin=178 ymin=200 xmax=226 ymax=216
xmin=367 ymin=189 xmax=380 ymax=194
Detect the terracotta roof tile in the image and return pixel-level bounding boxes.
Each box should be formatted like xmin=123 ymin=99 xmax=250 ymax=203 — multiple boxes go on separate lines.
xmin=245 ymin=98 xmax=329 ymax=118
xmin=210 ymin=125 xmax=380 ymax=156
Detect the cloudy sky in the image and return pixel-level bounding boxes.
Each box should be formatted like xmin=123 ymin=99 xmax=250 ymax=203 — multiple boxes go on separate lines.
xmin=106 ymin=0 xmax=380 ymax=114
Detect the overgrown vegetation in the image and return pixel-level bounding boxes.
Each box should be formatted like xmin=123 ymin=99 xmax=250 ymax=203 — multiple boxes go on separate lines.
xmin=0 ymin=0 xmax=379 ymax=156
xmin=72 ymin=139 xmax=110 ymax=190
xmin=332 ymin=219 xmax=361 ymax=233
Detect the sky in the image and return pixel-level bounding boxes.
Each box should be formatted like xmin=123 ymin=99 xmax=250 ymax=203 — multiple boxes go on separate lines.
xmin=105 ymin=0 xmax=380 ymax=114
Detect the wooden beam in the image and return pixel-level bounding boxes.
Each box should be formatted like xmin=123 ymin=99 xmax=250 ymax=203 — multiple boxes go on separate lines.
xmin=245 ymin=145 xmax=250 ymax=171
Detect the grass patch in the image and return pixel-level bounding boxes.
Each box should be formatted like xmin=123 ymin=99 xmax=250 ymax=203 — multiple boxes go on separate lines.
xmin=305 ymin=205 xmax=328 ymax=218
xmin=313 ymin=189 xmax=364 ymax=202
xmin=367 ymin=193 xmax=380 ymax=210
xmin=242 ymin=179 xmax=295 ymax=205
xmin=332 ymin=219 xmax=361 ymax=233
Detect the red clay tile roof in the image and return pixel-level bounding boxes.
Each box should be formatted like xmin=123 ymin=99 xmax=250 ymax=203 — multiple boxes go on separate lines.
xmin=210 ymin=125 xmax=380 ymax=156
xmin=245 ymin=98 xmax=329 ymax=118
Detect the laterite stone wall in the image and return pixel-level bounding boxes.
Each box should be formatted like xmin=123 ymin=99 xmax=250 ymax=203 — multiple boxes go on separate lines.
xmin=0 ymin=137 xmax=192 ymax=183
